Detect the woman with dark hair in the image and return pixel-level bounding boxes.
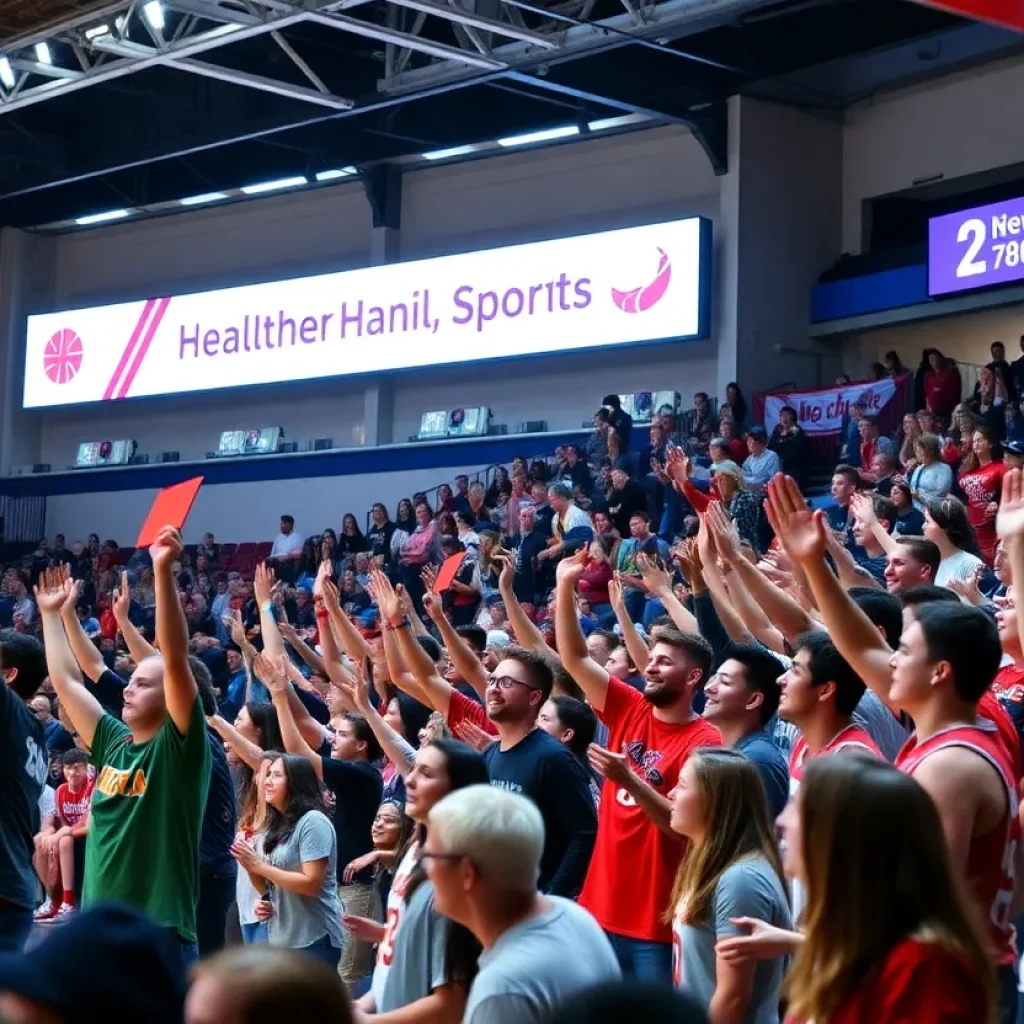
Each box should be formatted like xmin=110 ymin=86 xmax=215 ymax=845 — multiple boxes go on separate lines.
xmin=435 ymin=484 xmax=454 ymax=515
xmin=668 ymin=748 xmax=789 ymax=1022
xmin=924 ymin=348 xmax=962 ymax=425
xmin=296 ymin=538 xmax=322 ymax=591
xmin=883 ymin=350 xmax=906 ymax=377
xmin=958 ymin=425 xmax=1006 ymax=564
xmin=348 ymin=739 xmax=490 ymax=1021
xmin=910 ymin=434 xmax=954 ymax=509
xmin=230 ymin=753 xmax=344 ymax=967
xmin=394 ymin=499 xmax=416 ymax=535
xmin=768 ymin=406 xmax=807 ymax=486
xmin=889 ymin=481 xmax=925 ymax=536
xmin=924 ymin=495 xmax=986 ymax=587
xmin=969 ymin=364 xmax=1009 ymax=442
xmin=344 ymin=798 xmax=416 ymax=920
xmin=485 ymin=466 xmax=513 ymax=510
xmin=338 ymin=514 xmax=366 ymax=559
xmin=366 ymin=503 xmax=396 ymax=570
xmin=724 ymin=382 xmax=747 ymax=429
xmin=719 ymin=755 xmax=992 ymax=1024
xmin=398 ymin=503 xmax=439 ymax=612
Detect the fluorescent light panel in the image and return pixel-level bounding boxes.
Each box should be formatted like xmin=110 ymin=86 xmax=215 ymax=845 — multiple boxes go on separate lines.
xmin=143 ymin=1 xmax=166 ymax=29
xmin=179 ymin=191 xmax=228 ymax=206
xmin=0 ymin=57 xmax=14 ymax=88
xmin=84 ymin=24 xmax=110 ymax=39
xmin=497 ymin=125 xmax=578 ymax=148
xmin=587 ymin=113 xmax=649 ymax=132
xmin=239 ymin=175 xmax=307 ymax=195
xmin=76 ymin=209 xmax=130 ymax=225
xmin=34 ymin=42 xmax=52 ymax=64
xmin=422 ymin=144 xmax=478 ymax=161
xmin=314 ymin=168 xmax=356 ymax=182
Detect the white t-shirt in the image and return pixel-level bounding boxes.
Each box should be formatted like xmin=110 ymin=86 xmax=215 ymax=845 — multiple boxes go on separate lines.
xmin=270 ymin=531 xmax=304 ymax=559
xmin=551 ymin=504 xmax=590 ymax=538
xmin=935 ymin=549 xmax=985 ymax=588
xmin=370 ymin=841 xmax=419 ymax=1008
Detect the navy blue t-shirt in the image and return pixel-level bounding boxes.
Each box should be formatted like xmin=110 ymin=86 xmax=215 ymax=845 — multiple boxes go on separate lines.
xmin=0 ymin=681 xmax=47 ymax=909
xmin=735 ymin=728 xmax=789 ymax=820
xmin=320 ymin=757 xmax=383 ymax=885
xmin=482 ymin=728 xmax=596 ymax=899
xmin=201 ymin=731 xmax=237 ymax=877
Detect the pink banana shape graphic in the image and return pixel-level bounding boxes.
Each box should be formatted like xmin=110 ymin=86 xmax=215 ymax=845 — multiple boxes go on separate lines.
xmin=611 ymin=247 xmax=672 ymax=313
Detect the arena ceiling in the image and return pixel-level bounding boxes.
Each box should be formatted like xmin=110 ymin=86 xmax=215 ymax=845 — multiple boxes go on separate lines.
xmin=0 ymin=0 xmax=1021 ymax=229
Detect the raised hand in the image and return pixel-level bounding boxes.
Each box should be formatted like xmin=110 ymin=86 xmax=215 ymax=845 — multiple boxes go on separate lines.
xmin=665 ymin=446 xmax=692 ymax=486
xmin=850 ymin=490 xmax=877 ymax=527
xmin=421 ymin=566 xmax=442 ymax=620
xmin=113 ymin=570 xmax=131 ymax=620
xmin=312 ymin=559 xmax=331 ymax=602
xmin=705 ymin=501 xmax=741 ymax=561
xmin=948 ymin=565 xmax=984 ymax=606
xmin=555 ymin=546 xmax=589 ymax=586
xmin=494 ymin=554 xmax=514 ymax=594
xmin=253 ymin=652 xmax=288 ymax=696
xmin=370 ymin=567 xmax=404 ymax=627
xmin=149 ymin=526 xmax=183 ymax=571
xmin=34 ymin=566 xmax=68 ymax=614
xmin=607 ymin=573 xmax=626 ymax=613
xmin=320 ymin=576 xmax=341 ymax=612
xmin=636 ymin=553 xmax=671 ymax=595
xmin=765 ymin=474 xmax=827 ymax=564
xmin=454 ymin=720 xmax=496 ymax=753
xmin=998 ymin=468 xmax=1024 ymax=542
xmin=350 ymin=660 xmax=372 ymax=713
xmin=253 ymin=562 xmax=275 ymax=606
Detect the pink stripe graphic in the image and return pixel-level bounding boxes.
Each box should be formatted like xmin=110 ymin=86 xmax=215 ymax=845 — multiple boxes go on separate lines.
xmin=103 ymin=298 xmax=156 ymax=400
xmin=116 ymin=297 xmax=170 ymax=400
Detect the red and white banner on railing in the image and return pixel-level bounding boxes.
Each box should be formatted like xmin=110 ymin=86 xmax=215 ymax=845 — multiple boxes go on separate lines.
xmin=758 ymin=375 xmax=911 ymax=436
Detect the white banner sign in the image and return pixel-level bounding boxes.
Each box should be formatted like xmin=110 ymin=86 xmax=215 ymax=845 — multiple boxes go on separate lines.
xmin=763 ymin=377 xmax=899 ymax=436
xmin=24 ymin=217 xmax=710 ymax=409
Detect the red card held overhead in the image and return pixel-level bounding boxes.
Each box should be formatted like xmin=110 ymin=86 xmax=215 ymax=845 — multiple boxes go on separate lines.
xmin=434 ymin=552 xmax=467 ymax=593
xmin=137 ymin=477 xmax=204 ymax=548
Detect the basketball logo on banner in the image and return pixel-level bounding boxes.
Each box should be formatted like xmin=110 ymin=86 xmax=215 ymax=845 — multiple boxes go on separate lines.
xmin=43 ymin=328 xmax=83 ymax=385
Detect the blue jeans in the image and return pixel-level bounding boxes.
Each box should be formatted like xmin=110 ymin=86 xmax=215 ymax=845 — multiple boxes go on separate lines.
xmin=241 ymin=921 xmax=268 ymax=944
xmin=605 ymin=931 xmax=673 ymax=983
xmin=299 ymin=933 xmax=342 ymax=969
xmin=0 ymin=903 xmax=32 ymax=953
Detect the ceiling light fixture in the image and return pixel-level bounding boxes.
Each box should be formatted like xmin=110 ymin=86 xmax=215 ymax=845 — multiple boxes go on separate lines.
xmin=75 ymin=209 xmax=131 ymax=226
xmin=0 ymin=57 xmax=14 ymax=88
xmin=496 ymin=125 xmax=578 ymax=148
xmin=143 ymin=1 xmax=166 ymax=30
xmin=34 ymin=42 xmax=52 ymax=65
xmin=421 ymin=144 xmax=477 ymax=161
xmin=239 ymin=175 xmax=307 ymax=195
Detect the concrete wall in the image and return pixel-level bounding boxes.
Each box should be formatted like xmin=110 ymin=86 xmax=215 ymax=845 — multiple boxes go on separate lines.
xmin=842 ymin=56 xmax=1024 ymax=254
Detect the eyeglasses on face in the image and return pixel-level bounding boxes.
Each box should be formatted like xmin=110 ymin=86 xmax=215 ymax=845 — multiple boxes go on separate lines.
xmin=486 ymin=674 xmax=541 ymax=691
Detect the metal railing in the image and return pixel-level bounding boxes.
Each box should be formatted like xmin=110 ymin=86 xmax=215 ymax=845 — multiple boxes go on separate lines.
xmin=0 ymin=495 xmax=46 ymax=545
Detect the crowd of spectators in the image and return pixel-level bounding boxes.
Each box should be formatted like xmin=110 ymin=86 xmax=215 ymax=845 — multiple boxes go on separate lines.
xmin=4 ymin=360 xmax=1024 ymax=1024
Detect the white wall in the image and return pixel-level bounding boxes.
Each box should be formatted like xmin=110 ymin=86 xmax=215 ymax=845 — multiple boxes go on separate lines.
xmin=51 ymin=181 xmax=374 ymax=307
xmin=842 ymin=56 xmax=1024 ymax=254
xmin=19 ymin=125 xmax=721 ymax=471
xmin=44 ymin=458 xmax=517 ymax=544
xmin=401 ymin=125 xmax=718 ymax=257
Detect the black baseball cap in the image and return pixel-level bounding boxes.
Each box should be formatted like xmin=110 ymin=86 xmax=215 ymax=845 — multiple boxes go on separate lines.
xmin=0 ymin=904 xmax=185 ymax=1023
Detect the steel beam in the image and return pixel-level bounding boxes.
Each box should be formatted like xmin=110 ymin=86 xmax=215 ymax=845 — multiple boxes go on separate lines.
xmin=384 ymin=0 xmax=560 ymax=48
xmin=304 ymin=10 xmax=507 ymax=69
xmin=171 ymin=57 xmax=355 ymax=107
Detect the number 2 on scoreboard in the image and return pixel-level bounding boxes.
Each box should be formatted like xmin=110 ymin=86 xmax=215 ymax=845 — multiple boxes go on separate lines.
xmin=956 ymin=218 xmax=987 ymax=279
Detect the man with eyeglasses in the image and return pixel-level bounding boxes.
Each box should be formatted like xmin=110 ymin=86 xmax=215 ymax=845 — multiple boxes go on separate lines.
xmin=373 ymin=572 xmax=596 ymax=900
xmin=477 ymin=650 xmax=597 ymax=900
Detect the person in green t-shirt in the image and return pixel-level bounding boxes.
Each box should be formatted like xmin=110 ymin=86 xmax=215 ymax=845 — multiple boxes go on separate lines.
xmin=35 ymin=527 xmax=211 ymax=957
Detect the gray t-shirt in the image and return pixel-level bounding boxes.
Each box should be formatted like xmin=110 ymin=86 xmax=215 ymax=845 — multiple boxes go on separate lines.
xmin=266 ymin=810 xmax=344 ymax=951
xmin=378 ymin=879 xmax=449 ymax=1012
xmin=465 ymin=896 xmax=620 ymax=1024
xmin=674 ymin=856 xmax=791 ymax=1024
xmin=852 ymin=688 xmax=908 ymax=762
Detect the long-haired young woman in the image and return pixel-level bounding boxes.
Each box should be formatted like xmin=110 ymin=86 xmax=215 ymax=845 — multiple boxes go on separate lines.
xmin=717 ymin=754 xmax=993 ymax=1024
xmin=349 ymin=738 xmax=489 ymax=1022
xmin=668 ymin=748 xmax=790 ymax=1023
xmin=230 ymin=753 xmax=344 ymax=968
xmin=924 ymin=495 xmax=986 ymax=587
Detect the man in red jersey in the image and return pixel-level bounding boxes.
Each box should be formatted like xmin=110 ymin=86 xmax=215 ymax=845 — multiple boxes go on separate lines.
xmin=555 ymin=549 xmax=719 ymax=982
xmin=778 ymin=630 xmax=880 ymax=923
xmin=768 ymin=473 xmax=1019 ymax=1021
